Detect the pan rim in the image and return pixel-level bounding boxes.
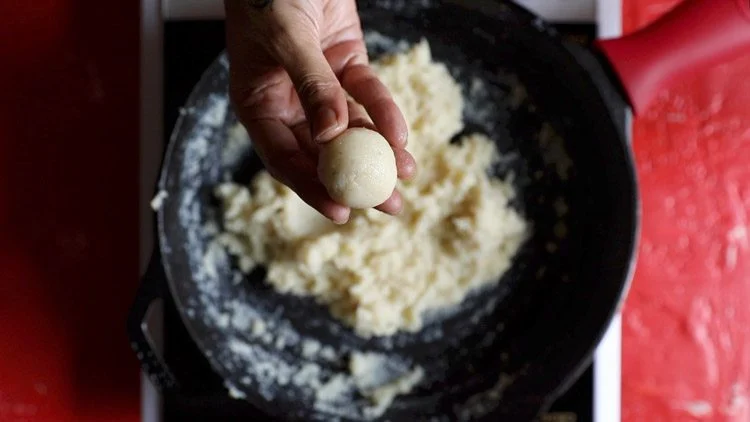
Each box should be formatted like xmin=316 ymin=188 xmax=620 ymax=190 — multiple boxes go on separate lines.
xmin=154 ymin=1 xmax=641 ymax=419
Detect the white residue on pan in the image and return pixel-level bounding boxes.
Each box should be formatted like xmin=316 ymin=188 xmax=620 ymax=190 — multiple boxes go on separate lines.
xmin=538 ymin=122 xmax=573 ymax=181
xmin=463 ymin=72 xmax=527 ymax=126
xmin=200 ymin=94 xmax=229 ymax=127
xmin=464 ymin=72 xmax=572 ymax=184
xmin=455 ymin=374 xmax=515 ymax=420
xmin=150 ymin=190 xmax=168 ymax=211
xmin=361 ymin=0 xmax=435 ymax=15
xmin=175 ymin=90 xmax=425 ymax=420
xmin=364 ymin=30 xmax=410 ymax=53
xmin=222 ymin=122 xmax=251 ymax=168
xmin=226 ymin=381 xmax=247 ymax=399
xmin=219 ymin=54 xmax=229 ymax=69
xmin=349 ymin=352 xmax=425 ymax=419
xmin=312 ymin=353 xmax=425 ymax=419
xmin=466 ymin=77 xmax=502 ymax=130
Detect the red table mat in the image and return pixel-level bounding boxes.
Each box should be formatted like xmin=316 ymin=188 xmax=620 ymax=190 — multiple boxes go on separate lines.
xmin=623 ymin=1 xmax=750 ymax=421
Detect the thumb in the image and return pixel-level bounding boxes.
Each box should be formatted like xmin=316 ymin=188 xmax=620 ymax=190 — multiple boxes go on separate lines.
xmin=276 ymin=38 xmax=349 ymax=143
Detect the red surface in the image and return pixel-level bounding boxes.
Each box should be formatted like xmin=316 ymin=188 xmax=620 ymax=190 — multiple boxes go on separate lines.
xmin=598 ymin=0 xmax=750 ymax=115
xmin=0 ymin=1 xmax=141 ymax=422
xmin=623 ymin=0 xmax=750 ymax=421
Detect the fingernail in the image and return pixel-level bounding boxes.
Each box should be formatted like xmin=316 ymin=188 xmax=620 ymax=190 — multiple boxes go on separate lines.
xmin=314 ymin=107 xmax=343 ymax=142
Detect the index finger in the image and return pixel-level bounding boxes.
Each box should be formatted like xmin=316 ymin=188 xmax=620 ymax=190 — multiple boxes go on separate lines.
xmin=340 ymin=64 xmax=408 ymax=149
xmin=243 ymin=118 xmax=351 ymax=224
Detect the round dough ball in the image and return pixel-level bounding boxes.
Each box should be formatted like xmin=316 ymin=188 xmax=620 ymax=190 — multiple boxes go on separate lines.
xmin=318 ymin=128 xmax=398 ymax=209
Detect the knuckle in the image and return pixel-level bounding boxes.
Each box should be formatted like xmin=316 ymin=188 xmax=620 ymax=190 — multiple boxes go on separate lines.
xmin=296 ymin=75 xmax=338 ymax=103
xmin=268 ymin=20 xmax=318 ymax=58
xmin=343 ymin=50 xmax=369 ymax=70
xmin=341 ymin=62 xmax=369 ymax=83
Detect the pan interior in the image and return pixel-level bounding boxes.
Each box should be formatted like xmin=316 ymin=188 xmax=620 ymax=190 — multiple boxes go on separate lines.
xmin=157 ymin=1 xmax=637 ymax=420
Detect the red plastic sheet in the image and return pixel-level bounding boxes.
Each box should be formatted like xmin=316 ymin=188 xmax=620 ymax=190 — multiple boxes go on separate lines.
xmin=623 ymin=1 xmax=750 ymax=421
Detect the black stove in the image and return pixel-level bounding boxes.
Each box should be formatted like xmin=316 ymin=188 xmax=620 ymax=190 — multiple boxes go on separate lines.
xmin=155 ymin=20 xmax=602 ymax=422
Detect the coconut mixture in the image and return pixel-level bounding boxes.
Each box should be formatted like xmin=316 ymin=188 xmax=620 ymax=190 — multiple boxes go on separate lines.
xmin=215 ymin=40 xmax=528 ymax=338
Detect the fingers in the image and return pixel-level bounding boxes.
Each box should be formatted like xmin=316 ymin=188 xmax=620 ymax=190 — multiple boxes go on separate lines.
xmin=286 ymin=159 xmax=351 ymax=225
xmin=375 ymin=190 xmax=403 ymax=215
xmin=341 ymin=63 xmax=409 ymax=149
xmin=337 ymin=53 xmax=413 ymax=188
xmin=327 ymin=39 xmax=409 ymax=149
xmin=241 ymin=115 xmax=407 ymax=222
xmin=240 ymin=115 xmax=299 ymax=171
xmin=373 ymin=150 xmax=412 ymax=216
xmin=293 ymin=98 xmax=372 ymax=156
xmin=294 ymin=98 xmax=376 ymax=159
xmin=290 ymin=121 xmax=316 ymax=158
xmin=272 ymin=36 xmax=349 ymax=143
xmin=346 ymin=98 xmax=376 ymax=131
xmin=244 ymin=118 xmax=351 ymax=224
xmin=394 ymin=148 xmax=417 ymax=180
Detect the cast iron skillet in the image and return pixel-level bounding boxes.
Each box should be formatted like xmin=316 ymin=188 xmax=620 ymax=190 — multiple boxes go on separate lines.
xmin=129 ymin=1 xmax=750 ymax=420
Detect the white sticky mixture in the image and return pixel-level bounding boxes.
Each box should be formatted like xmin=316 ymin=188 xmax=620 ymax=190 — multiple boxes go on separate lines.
xmin=215 ymin=40 xmax=528 ymax=337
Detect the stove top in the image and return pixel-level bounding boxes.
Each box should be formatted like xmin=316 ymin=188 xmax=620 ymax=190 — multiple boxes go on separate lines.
xmin=140 ymin=2 xmax=622 ymax=420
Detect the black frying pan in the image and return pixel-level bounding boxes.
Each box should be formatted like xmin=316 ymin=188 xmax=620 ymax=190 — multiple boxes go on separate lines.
xmin=129 ymin=1 xmax=750 ymax=420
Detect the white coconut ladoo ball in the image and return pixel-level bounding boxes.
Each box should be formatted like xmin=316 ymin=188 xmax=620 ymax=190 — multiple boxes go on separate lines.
xmin=317 ymin=127 xmax=398 ymax=209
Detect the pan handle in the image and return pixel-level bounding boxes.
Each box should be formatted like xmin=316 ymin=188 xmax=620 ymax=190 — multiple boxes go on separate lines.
xmin=595 ymin=0 xmax=750 ymax=115
xmin=127 ymin=250 xmax=179 ymax=390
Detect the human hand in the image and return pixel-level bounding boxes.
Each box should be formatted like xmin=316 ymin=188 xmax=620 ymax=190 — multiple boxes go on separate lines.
xmin=224 ymin=0 xmax=417 ymax=224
